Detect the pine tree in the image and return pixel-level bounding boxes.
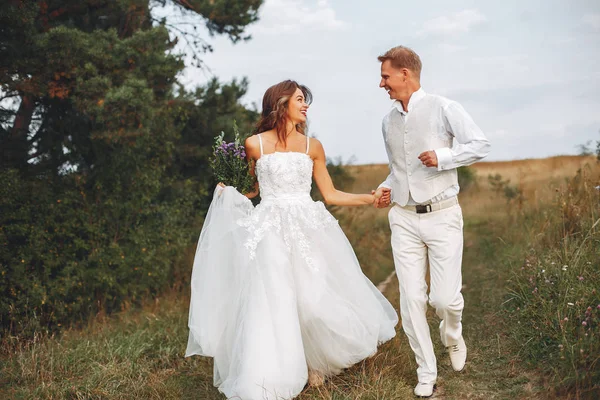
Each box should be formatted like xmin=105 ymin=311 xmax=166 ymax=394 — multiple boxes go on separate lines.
xmin=0 ymin=0 xmax=262 ymax=335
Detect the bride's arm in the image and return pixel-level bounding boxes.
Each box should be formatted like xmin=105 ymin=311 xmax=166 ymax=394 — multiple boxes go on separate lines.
xmin=312 ymin=138 xmax=377 ymax=206
xmin=244 ymin=136 xmax=260 ymax=199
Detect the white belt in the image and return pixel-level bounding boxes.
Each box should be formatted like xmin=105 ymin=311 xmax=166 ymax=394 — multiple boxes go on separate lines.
xmin=398 ymin=196 xmax=458 ymax=214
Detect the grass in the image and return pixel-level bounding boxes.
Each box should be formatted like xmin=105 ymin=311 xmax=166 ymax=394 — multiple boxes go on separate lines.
xmin=1 ymin=155 xmax=599 ymax=399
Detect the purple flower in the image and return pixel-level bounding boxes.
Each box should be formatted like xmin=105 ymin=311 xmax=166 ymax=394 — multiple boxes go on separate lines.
xmin=582 ymin=321 xmax=587 ymax=326
xmin=578 ymin=276 xmax=584 ymax=281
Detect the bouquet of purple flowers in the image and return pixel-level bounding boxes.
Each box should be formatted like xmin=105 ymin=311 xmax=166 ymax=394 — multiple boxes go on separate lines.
xmin=210 ymin=121 xmax=256 ymax=195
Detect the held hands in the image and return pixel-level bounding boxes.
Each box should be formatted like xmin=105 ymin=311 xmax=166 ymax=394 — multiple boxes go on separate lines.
xmin=371 ymin=187 xmax=391 ymax=208
xmin=418 ymin=150 xmax=438 ymax=168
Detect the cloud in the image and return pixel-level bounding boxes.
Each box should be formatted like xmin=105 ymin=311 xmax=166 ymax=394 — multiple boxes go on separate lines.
xmin=249 ymin=0 xmax=347 ymax=35
xmin=439 ymin=43 xmax=467 ymax=53
xmin=417 ymin=9 xmax=486 ymax=37
xmin=582 ymin=13 xmax=600 ymax=32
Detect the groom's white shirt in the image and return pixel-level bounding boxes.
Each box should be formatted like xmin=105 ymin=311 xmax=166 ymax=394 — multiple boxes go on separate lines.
xmin=378 ymin=87 xmax=490 ymax=206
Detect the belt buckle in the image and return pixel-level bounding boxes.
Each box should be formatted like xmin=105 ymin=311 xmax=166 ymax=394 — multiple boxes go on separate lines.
xmin=415 ymin=204 xmax=432 ymax=214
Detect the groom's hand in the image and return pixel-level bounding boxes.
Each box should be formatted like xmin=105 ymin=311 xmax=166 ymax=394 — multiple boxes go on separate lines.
xmin=372 ymin=188 xmax=391 ymax=208
xmin=418 ymin=150 xmax=438 ymax=168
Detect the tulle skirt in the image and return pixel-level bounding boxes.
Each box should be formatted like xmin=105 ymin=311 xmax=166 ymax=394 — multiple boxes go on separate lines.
xmin=185 ymin=186 xmax=398 ymax=400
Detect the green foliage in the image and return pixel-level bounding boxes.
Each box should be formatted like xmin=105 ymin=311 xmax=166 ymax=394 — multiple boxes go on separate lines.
xmin=575 ymin=131 xmax=600 ymax=160
xmin=171 ymin=77 xmax=259 ymax=209
xmin=488 ymin=173 xmax=524 ymax=203
xmin=0 ymin=166 xmax=198 ymax=335
xmin=163 ymin=0 xmax=263 ymax=42
xmin=576 ymin=140 xmax=595 ymax=157
xmin=209 ymin=122 xmax=256 ymax=195
xmin=457 ymin=165 xmax=476 ymax=191
xmin=505 ymin=169 xmax=600 ymax=393
xmin=0 ymin=1 xmax=262 ymax=336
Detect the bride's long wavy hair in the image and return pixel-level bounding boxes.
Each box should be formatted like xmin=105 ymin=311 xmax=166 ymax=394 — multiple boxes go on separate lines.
xmin=254 ymin=80 xmax=313 ymax=146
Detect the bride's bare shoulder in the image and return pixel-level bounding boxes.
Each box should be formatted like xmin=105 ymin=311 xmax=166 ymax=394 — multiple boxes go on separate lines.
xmin=308 ymin=137 xmax=324 ymax=153
xmin=244 ymin=134 xmax=261 ymax=158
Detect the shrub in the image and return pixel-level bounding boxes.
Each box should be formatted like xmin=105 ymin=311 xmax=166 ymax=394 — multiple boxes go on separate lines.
xmin=505 ymin=168 xmax=600 ymax=394
xmin=0 ymin=169 xmax=197 ymax=337
xmin=457 ymin=165 xmax=476 ymax=191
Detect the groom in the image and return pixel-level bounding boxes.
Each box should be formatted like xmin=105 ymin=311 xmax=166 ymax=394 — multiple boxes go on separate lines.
xmin=373 ymin=46 xmax=490 ymax=397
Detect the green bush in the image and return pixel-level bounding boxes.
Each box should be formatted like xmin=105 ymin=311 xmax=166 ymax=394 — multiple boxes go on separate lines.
xmin=0 ymin=169 xmax=197 ymax=336
xmin=457 ymin=165 xmax=476 ymax=191
xmin=506 ymin=168 xmax=600 ymax=393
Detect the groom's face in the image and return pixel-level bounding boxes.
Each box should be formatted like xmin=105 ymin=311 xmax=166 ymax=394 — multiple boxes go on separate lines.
xmin=379 ymin=60 xmax=408 ymax=100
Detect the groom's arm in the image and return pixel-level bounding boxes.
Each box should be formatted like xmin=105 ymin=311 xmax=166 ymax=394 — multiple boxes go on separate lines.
xmin=434 ymin=101 xmax=491 ymax=171
xmin=376 ymin=117 xmax=393 ymax=207
xmin=378 ymin=116 xmax=394 ymax=190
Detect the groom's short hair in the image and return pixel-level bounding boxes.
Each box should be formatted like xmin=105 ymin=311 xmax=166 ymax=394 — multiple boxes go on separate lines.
xmin=378 ymin=46 xmax=422 ymax=79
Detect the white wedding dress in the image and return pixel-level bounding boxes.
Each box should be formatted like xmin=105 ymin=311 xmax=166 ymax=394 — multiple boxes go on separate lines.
xmin=185 ymin=134 xmax=398 ymax=400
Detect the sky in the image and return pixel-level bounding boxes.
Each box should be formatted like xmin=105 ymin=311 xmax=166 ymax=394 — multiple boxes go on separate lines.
xmin=163 ymin=0 xmax=600 ymax=164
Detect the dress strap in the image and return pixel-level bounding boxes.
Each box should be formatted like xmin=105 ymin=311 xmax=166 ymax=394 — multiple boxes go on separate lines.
xmin=258 ymin=134 xmax=264 ymax=155
xmin=305 ymin=135 xmax=310 ymax=154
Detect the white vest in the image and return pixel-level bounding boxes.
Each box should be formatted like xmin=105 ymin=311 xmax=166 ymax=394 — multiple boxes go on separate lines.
xmin=382 ymin=94 xmax=458 ymax=206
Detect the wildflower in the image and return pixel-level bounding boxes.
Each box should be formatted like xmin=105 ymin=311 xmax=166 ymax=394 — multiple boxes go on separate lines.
xmin=564 ymin=317 xmax=569 ymax=321
xmin=597 ymin=304 xmax=600 ymax=310
xmin=578 ymin=276 xmax=584 ymax=281
xmin=568 ymin=303 xmax=574 ymax=306
xmin=582 ymin=321 xmax=587 ymax=326
xmin=558 ymin=344 xmax=563 ymax=349
xmin=542 ymin=269 xmax=545 ymax=273
xmin=562 ymin=265 xmax=568 ymax=271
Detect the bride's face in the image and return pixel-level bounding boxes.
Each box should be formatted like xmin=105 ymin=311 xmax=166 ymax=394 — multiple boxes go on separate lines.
xmin=286 ymin=88 xmax=309 ymax=124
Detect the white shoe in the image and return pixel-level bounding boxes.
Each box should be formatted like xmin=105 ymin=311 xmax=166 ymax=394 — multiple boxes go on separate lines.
xmin=447 ymin=336 xmax=467 ymax=371
xmin=414 ymin=382 xmax=435 ymax=397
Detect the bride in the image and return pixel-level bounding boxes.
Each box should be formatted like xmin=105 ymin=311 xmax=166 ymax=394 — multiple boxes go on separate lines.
xmin=185 ymin=80 xmax=398 ymax=400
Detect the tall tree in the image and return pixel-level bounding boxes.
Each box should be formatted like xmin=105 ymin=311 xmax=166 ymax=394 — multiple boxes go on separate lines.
xmin=0 ymin=0 xmax=263 ymax=335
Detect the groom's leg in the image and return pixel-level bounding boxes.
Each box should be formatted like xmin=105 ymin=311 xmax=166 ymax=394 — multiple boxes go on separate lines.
xmin=389 ymin=205 xmax=437 ymax=384
xmin=422 ymin=203 xmax=464 ymax=346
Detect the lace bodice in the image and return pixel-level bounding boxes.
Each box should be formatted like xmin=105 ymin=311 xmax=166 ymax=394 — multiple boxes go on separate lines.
xmin=236 ymin=134 xmax=338 ymax=267
xmin=256 ymin=152 xmax=313 ymax=200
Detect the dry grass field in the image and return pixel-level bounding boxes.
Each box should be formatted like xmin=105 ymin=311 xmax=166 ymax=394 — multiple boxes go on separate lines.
xmin=2 ymin=155 xmax=598 ymax=399
xmin=346 ymin=155 xmax=599 ymax=219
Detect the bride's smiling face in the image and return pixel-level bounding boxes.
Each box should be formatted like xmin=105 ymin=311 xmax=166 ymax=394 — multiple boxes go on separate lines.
xmin=286 ymin=88 xmax=309 ymax=124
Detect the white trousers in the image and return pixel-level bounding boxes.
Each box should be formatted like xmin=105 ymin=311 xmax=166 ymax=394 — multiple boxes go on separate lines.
xmin=388 ymin=202 xmax=464 ymax=384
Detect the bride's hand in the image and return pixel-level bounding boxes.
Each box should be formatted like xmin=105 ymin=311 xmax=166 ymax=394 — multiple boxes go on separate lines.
xmin=217 ymin=182 xmax=226 ymax=196
xmin=371 ymin=190 xmax=381 ymax=206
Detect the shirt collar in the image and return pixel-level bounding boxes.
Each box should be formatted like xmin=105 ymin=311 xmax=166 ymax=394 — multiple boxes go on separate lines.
xmin=392 ymin=87 xmax=426 ymax=115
